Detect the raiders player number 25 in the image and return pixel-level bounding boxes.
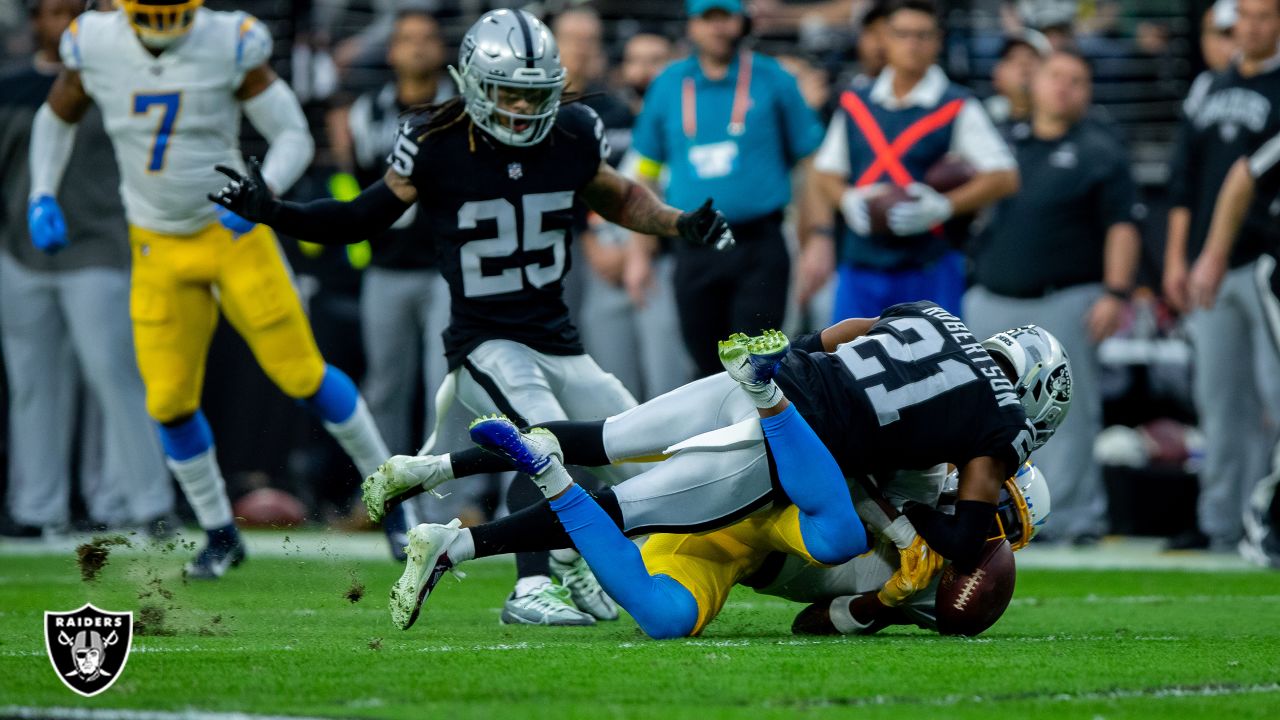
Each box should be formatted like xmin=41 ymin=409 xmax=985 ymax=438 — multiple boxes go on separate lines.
xmin=211 ymin=9 xmax=736 ymax=626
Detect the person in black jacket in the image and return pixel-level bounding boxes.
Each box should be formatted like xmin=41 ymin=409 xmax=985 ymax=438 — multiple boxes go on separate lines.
xmin=964 ymin=49 xmax=1140 ymax=546
xmin=1162 ymin=0 xmax=1280 ymax=552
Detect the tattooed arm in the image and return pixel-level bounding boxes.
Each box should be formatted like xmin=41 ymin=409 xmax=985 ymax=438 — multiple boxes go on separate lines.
xmin=582 ymin=162 xmax=734 ymax=250
xmin=581 ymin=161 xmax=682 ymax=237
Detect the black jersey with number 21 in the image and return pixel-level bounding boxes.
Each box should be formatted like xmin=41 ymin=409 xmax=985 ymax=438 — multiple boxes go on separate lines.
xmin=387 ymin=103 xmax=610 ymax=369
xmin=777 ymin=301 xmax=1035 ymax=477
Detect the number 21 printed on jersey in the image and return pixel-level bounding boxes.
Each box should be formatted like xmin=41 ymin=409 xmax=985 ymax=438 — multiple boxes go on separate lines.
xmin=132 ymin=92 xmax=182 ymax=172
xmin=838 ymin=317 xmax=981 ymax=426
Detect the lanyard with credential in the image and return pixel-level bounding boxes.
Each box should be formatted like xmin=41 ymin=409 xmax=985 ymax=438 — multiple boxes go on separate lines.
xmin=681 ymin=51 xmax=753 ymax=140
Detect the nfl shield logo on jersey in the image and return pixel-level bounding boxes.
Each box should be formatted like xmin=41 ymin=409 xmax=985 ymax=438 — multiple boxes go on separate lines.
xmin=45 ymin=603 xmax=133 ymax=697
xmin=508 ymin=162 xmax=523 ymax=180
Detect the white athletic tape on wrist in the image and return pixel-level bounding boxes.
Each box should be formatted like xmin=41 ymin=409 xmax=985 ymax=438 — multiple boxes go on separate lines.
xmin=883 ymin=515 xmax=918 ymax=550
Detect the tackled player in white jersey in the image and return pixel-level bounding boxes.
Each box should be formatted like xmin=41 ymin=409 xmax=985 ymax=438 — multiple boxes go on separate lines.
xmin=26 ymin=0 xmax=411 ymax=576
xmin=212 ymin=9 xmax=738 ymax=624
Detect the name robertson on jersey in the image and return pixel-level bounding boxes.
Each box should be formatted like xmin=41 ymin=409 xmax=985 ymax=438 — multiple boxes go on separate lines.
xmin=921 ymin=306 xmax=1020 ymax=409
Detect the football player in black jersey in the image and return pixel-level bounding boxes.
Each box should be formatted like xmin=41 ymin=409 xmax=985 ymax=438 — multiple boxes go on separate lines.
xmin=349 ymin=301 xmax=1072 ymax=632
xmin=211 ymin=9 xmax=735 ymax=625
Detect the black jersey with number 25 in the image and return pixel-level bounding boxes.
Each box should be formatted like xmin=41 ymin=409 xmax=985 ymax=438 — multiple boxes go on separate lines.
xmin=387 ymin=102 xmax=609 ymax=369
xmin=777 ymin=301 xmax=1035 ymax=477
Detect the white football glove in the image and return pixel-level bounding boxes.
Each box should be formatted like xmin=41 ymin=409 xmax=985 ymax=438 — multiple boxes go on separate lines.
xmin=887 ymin=182 xmax=953 ymax=236
xmin=839 ymin=187 xmax=875 ymax=237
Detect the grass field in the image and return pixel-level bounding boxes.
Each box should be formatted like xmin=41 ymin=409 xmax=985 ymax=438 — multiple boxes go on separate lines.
xmin=2 ymin=532 xmax=1279 ymax=719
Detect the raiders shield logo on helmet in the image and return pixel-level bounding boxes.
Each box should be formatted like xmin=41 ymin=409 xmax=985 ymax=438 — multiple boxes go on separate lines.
xmin=44 ymin=603 xmax=133 ymax=697
xmin=1046 ymin=364 xmax=1072 ymax=403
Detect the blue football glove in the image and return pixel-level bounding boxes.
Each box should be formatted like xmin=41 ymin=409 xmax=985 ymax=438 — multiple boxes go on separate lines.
xmin=214 ymin=204 xmax=256 ymax=237
xmin=27 ymin=194 xmax=68 ymax=255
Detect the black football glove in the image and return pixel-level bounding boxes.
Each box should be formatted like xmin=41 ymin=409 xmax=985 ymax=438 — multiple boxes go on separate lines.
xmin=676 ymin=198 xmax=735 ymax=250
xmin=208 ymin=158 xmax=279 ymax=224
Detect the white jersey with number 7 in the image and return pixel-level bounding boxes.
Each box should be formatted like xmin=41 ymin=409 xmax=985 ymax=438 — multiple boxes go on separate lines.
xmin=59 ymin=8 xmax=272 ymax=235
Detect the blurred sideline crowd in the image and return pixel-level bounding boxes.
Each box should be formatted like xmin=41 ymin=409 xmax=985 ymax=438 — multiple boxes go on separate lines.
xmin=1 ymin=0 xmax=1278 ymax=563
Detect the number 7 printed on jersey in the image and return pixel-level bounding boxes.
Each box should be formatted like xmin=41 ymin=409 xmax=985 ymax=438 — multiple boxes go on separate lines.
xmin=132 ymin=92 xmax=182 ymax=172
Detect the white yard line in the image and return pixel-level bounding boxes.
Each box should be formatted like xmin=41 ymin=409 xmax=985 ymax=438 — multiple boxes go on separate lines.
xmin=6 ymin=684 xmax=1278 ymax=718
xmin=0 ymin=708 xmax=333 ymax=720
xmin=0 ymin=532 xmax=1266 ymax=571
xmin=1 ymin=622 xmax=1226 ymax=661
xmin=0 ymin=531 xmax=509 ymax=564
xmin=1011 ymin=593 xmax=1280 ymax=606
xmin=1016 ymin=537 xmax=1257 ymax=571
xmin=790 ymin=682 xmax=1280 ymax=709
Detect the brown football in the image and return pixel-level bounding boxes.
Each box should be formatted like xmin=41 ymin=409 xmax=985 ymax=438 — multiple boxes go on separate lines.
xmin=233 ymin=487 xmax=307 ymax=529
xmin=866 ymin=183 xmax=911 ymax=235
xmin=924 ymin=154 xmax=976 ymax=193
xmin=935 ymin=537 xmax=1016 ymax=637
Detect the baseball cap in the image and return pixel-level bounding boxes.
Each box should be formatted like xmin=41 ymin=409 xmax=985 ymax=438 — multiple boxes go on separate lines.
xmin=687 ymin=0 xmax=743 ymax=17
xmin=999 ymin=29 xmax=1053 ymax=59
xmin=1212 ymin=0 xmax=1237 ymax=31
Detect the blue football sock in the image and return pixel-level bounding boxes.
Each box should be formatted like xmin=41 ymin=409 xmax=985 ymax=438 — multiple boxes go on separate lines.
xmin=550 ymin=484 xmax=699 ymax=639
xmin=157 ymin=411 xmax=214 ymax=461
xmin=760 ymin=404 xmax=868 ymax=564
xmin=303 ymin=365 xmax=359 ymax=425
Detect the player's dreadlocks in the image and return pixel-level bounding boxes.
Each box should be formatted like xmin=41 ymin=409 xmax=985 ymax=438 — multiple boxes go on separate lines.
xmin=405 ymin=92 xmax=589 ymax=147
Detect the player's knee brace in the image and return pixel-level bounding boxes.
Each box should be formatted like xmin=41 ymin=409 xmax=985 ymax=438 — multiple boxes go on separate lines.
xmin=301 ymin=365 xmax=359 ymax=424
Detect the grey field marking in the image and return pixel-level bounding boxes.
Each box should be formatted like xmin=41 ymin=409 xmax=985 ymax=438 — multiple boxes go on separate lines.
xmin=0 ymin=708 xmax=336 ymax=720
xmin=763 ymin=682 xmax=1280 ymax=709
xmin=0 ymin=532 xmax=1265 ymax=571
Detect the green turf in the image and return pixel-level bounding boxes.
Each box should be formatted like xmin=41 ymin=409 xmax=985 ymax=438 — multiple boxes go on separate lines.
xmin=2 ymin=536 xmax=1279 ymax=719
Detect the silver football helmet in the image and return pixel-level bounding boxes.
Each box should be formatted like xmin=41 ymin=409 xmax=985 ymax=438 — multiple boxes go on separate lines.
xmin=449 ymin=9 xmax=565 ymax=147
xmin=982 ymin=325 xmax=1072 ymax=451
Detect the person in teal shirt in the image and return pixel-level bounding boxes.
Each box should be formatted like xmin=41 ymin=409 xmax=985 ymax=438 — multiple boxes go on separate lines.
xmin=627 ymin=0 xmax=824 ymax=376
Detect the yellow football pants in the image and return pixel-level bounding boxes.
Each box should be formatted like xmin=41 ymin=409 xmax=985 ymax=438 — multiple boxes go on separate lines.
xmin=129 ymin=222 xmax=326 ymax=423
xmin=640 ymin=504 xmax=822 ymax=635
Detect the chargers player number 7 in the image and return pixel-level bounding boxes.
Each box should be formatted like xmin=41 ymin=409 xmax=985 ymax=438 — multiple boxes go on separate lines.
xmin=132 ymin=92 xmax=181 ymax=172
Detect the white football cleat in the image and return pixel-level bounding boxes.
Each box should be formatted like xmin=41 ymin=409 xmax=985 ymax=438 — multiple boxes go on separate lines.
xmin=550 ymin=554 xmax=618 ymax=621
xmin=363 ymin=454 xmax=453 ymax=523
xmin=388 ymin=519 xmax=462 ymax=630
xmin=500 ymin=582 xmax=595 ymax=626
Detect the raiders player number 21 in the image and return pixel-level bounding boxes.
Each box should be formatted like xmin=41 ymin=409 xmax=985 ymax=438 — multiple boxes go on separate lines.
xmin=211 ymin=9 xmax=736 ymax=625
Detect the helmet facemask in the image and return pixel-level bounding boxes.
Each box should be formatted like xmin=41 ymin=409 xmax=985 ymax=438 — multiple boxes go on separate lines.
xmin=994 ymin=462 xmax=1052 ymax=550
xmin=453 ymin=66 xmax=563 ymax=146
xmin=120 ymin=0 xmax=203 ymax=49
